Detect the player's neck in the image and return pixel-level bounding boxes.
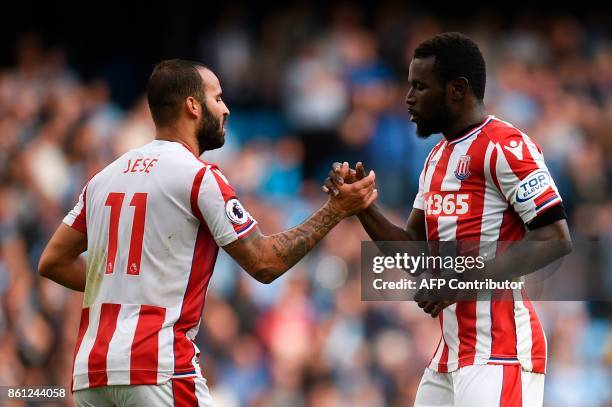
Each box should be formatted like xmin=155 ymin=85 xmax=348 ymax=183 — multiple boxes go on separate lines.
xmin=443 ymin=107 xmax=488 ymax=142
xmin=156 ymin=126 xmax=200 ymax=157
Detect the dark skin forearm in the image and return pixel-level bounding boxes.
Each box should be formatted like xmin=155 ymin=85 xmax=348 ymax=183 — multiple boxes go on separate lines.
xmin=357 ymin=204 xmax=411 ymax=241
xmin=357 ymin=206 xmax=426 ymax=259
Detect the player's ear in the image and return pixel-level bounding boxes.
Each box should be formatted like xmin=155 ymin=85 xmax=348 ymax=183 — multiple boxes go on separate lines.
xmin=449 ymin=77 xmax=469 ymax=101
xmin=185 ymin=96 xmax=200 ymax=118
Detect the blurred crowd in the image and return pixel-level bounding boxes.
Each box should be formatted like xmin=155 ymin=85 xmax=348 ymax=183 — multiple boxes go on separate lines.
xmin=0 ymin=4 xmax=611 ymax=406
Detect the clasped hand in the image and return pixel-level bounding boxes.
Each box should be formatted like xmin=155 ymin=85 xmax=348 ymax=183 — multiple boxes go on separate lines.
xmin=323 ymin=162 xmax=378 ymax=218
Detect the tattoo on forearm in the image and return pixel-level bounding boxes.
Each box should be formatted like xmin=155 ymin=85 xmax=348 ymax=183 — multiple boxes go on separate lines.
xmin=271 ymin=205 xmax=341 ymax=268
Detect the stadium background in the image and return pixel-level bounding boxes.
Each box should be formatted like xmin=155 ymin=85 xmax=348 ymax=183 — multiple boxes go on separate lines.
xmin=0 ymin=2 xmax=610 ymax=406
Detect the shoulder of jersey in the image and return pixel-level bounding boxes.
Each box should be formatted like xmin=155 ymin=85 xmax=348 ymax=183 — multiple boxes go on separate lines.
xmin=480 ymin=117 xmax=526 ymax=145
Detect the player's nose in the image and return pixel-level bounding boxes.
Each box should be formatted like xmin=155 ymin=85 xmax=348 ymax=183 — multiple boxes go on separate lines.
xmin=405 ymin=90 xmax=417 ymax=106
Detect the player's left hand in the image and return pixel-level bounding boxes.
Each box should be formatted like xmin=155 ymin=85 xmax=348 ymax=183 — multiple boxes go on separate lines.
xmin=326 ymin=162 xmax=378 ymax=218
xmin=415 ymin=296 xmax=455 ymax=318
xmin=414 ymin=284 xmax=457 ymax=318
xmin=322 ymin=161 xmax=367 ymax=196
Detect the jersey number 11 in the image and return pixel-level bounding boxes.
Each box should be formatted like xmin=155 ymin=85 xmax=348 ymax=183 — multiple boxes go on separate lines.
xmin=104 ymin=192 xmax=148 ymax=275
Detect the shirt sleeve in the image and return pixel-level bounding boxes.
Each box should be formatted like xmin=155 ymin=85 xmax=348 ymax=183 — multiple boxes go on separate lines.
xmin=493 ymin=132 xmax=563 ymax=225
xmin=63 ymin=184 xmax=88 ymax=233
xmin=195 ymin=165 xmax=257 ymax=247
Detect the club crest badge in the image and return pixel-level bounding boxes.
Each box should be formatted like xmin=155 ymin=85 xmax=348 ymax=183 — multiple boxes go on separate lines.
xmin=225 ymin=199 xmax=248 ymax=225
xmin=454 ymin=155 xmax=471 ymax=181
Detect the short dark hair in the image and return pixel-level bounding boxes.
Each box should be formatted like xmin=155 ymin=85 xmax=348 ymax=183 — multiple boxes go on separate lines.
xmin=146 ymin=59 xmax=208 ymax=127
xmin=414 ymin=32 xmax=486 ymax=101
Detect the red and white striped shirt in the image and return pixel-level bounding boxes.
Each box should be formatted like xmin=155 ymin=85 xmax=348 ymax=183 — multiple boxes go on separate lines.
xmin=63 ymin=140 xmax=257 ymax=391
xmin=414 ymin=115 xmax=561 ymax=374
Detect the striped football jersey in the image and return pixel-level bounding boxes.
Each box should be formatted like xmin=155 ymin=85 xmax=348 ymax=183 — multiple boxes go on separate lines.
xmin=63 ymin=140 xmax=257 ymax=391
xmin=413 ymin=115 xmax=561 ymax=374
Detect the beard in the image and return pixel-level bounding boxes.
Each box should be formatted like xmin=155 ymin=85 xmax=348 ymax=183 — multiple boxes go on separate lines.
xmin=414 ymin=97 xmax=453 ymax=139
xmin=196 ymin=105 xmax=225 ymax=154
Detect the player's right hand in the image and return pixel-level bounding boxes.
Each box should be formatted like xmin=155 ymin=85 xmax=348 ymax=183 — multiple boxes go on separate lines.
xmin=322 ymin=161 xmax=367 ymax=196
xmin=326 ymin=162 xmax=377 ymax=218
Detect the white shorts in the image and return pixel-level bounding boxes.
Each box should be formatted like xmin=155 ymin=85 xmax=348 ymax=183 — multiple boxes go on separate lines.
xmin=73 ymin=377 xmax=212 ymax=407
xmin=414 ymin=364 xmax=544 ymax=407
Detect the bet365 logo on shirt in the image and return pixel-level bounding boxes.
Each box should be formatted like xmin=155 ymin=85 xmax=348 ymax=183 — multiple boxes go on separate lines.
xmin=425 ymin=192 xmax=471 ymax=216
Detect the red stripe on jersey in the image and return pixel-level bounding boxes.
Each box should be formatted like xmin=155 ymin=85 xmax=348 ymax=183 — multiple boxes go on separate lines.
xmin=426 ymin=144 xmax=456 ymax=241
xmin=521 ymin=292 xmax=547 ymax=373
xmin=456 ymin=302 xmax=477 ymax=367
xmin=489 ymin=147 xmax=503 ymax=196
xmin=71 ymin=308 xmax=90 ymax=391
xmin=130 ymin=305 xmax=167 ymax=384
xmin=173 ymin=224 xmax=217 ymax=373
xmin=210 ymin=168 xmax=235 ymax=199
xmin=88 ymin=303 xmax=121 ymax=387
xmin=72 ymin=185 xmax=88 ymax=233
xmin=490 ymin=296 xmax=517 ymax=357
xmin=172 ymin=377 xmax=198 ymax=406
xmin=500 ymin=365 xmax=522 ymax=407
xmin=190 ymin=167 xmax=207 ymax=223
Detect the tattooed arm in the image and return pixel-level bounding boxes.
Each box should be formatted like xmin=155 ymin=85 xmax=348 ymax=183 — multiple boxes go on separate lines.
xmin=224 ymin=203 xmax=342 ymax=283
xmin=223 ymin=166 xmax=378 ymax=283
